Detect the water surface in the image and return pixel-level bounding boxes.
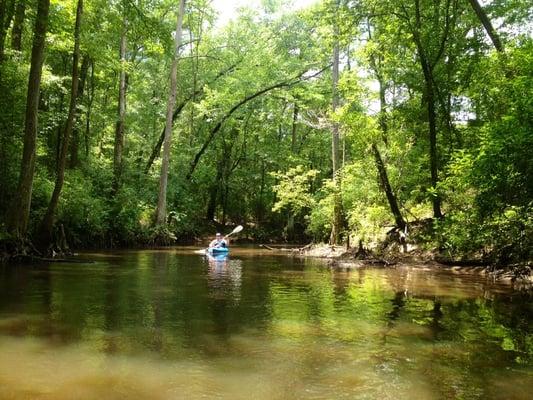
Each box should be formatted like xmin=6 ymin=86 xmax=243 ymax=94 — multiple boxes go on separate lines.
xmin=0 ymin=247 xmax=532 ymax=399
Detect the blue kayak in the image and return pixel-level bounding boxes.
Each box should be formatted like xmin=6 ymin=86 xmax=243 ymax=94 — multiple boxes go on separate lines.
xmin=207 ymin=253 xmax=229 ymax=263
xmin=207 ymin=247 xmax=229 ymax=254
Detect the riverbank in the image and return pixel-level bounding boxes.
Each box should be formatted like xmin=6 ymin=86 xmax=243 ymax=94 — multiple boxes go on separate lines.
xmin=2 ymin=225 xmax=531 ymax=285
xmin=287 ymin=243 xmax=533 ymax=284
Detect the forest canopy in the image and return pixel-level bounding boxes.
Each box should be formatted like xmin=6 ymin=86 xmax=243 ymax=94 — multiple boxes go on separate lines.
xmin=0 ymin=0 xmax=531 ymax=264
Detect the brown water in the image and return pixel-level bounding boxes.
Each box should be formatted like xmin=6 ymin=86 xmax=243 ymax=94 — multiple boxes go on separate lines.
xmin=0 ymin=247 xmax=531 ymax=399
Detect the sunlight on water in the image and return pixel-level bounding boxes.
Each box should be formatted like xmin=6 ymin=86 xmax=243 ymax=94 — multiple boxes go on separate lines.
xmin=0 ymin=330 xmax=434 ymax=400
xmin=0 ymin=248 xmax=531 ymax=399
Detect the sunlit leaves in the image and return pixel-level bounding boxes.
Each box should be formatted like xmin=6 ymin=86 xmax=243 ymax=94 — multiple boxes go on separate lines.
xmin=271 ymin=165 xmax=319 ymax=215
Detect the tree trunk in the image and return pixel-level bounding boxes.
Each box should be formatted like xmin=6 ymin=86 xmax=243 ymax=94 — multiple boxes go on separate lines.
xmin=372 ymin=143 xmax=405 ymax=230
xmin=188 ymin=11 xmax=202 ymax=140
xmin=206 ymin=184 xmax=218 ymax=221
xmin=6 ymin=0 xmax=50 ymax=238
xmin=206 ymin=158 xmax=224 ymax=221
xmin=467 ymin=0 xmax=504 ymax=52
xmin=39 ymin=0 xmax=83 ymax=243
xmin=371 ymin=68 xmax=406 ymax=230
xmin=0 ymin=0 xmax=15 ymax=61
xmin=144 ymin=100 xmax=187 ymax=173
xmin=0 ymin=2 xmax=5 ymax=59
xmin=219 ymin=133 xmax=239 ymax=226
xmin=55 ymin=55 xmax=67 ymax=169
xmin=291 ymin=103 xmax=298 ymax=153
xmin=69 ymin=55 xmax=89 ymax=168
xmin=155 ymin=0 xmax=185 ymax=225
xmin=416 ymin=44 xmax=442 ymax=219
xmin=377 ymin=74 xmax=388 ymax=145
xmin=426 ymin=79 xmax=442 ymax=219
xmin=221 ymin=179 xmax=229 ymax=226
xmin=286 ymin=213 xmax=295 ymax=241
xmin=330 ymin=38 xmax=342 ymax=245
xmin=412 ymin=0 xmax=443 ymax=219
xmin=257 ymin=160 xmax=265 ymax=223
xmin=84 ymin=58 xmax=94 ymax=158
xmin=10 ymin=0 xmax=25 ymax=51
xmin=113 ymin=10 xmax=127 ymax=193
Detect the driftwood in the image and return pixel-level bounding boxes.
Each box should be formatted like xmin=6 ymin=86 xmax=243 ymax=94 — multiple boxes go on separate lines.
xmin=259 ymin=243 xmax=313 ymax=252
xmin=362 ymin=258 xmax=397 ymax=267
xmin=298 ymin=243 xmax=313 ymax=252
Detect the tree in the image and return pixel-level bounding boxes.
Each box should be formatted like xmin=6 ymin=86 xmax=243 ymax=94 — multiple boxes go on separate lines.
xmin=69 ymin=55 xmax=90 ymax=168
xmin=0 ymin=0 xmax=15 ymax=61
xmin=6 ymin=0 xmax=50 ymax=238
xmin=365 ymin=18 xmax=406 ymax=230
xmin=155 ymin=0 xmax=186 ymax=225
xmin=10 ymin=0 xmax=25 ymax=51
xmin=329 ymin=35 xmax=342 ymax=244
xmin=0 ymin=0 xmax=529 ymax=260
xmin=113 ymin=1 xmax=128 ymax=193
xmin=38 ymin=0 xmax=83 ymax=245
xmin=385 ymin=0 xmax=462 ymax=220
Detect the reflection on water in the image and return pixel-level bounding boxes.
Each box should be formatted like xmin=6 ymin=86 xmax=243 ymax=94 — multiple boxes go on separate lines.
xmin=0 ymin=248 xmax=532 ymax=399
xmin=206 ymin=254 xmax=242 ymax=303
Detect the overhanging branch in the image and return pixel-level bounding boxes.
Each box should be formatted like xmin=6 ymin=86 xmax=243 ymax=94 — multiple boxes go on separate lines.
xmin=185 ymin=64 xmax=329 ymax=180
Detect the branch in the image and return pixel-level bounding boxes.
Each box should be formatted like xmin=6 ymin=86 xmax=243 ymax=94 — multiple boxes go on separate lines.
xmin=467 ymin=0 xmax=504 ymax=52
xmin=144 ymin=62 xmax=239 ymax=173
xmin=432 ymin=0 xmax=453 ymax=69
xmin=185 ymin=65 xmax=329 ymax=180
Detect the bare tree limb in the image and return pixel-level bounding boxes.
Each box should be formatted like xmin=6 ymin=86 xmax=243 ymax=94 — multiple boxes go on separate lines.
xmin=185 ymin=65 xmax=329 ymax=180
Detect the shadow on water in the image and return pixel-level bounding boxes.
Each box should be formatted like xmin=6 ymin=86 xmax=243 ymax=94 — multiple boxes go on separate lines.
xmin=0 ymin=248 xmax=532 ymax=399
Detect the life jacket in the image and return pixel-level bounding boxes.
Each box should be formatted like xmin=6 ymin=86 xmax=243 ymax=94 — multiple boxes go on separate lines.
xmin=213 ymin=239 xmax=226 ymax=247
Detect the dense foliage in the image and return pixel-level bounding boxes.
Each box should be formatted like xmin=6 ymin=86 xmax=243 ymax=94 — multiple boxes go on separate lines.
xmin=0 ymin=0 xmax=531 ymax=264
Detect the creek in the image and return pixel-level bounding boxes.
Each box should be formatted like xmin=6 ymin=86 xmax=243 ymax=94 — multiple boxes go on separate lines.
xmin=0 ymin=247 xmax=531 ymax=399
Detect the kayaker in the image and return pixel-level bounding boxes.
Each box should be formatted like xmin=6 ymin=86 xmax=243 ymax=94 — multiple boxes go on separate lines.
xmin=209 ymin=232 xmax=228 ymax=249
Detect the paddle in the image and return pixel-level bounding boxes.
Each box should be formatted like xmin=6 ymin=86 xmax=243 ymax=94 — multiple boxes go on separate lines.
xmin=223 ymin=225 xmax=243 ymax=239
xmin=195 ymin=225 xmax=243 ymax=254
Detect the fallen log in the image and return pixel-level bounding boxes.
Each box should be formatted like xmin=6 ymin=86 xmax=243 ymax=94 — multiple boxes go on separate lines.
xmin=259 ymin=243 xmax=314 ymax=252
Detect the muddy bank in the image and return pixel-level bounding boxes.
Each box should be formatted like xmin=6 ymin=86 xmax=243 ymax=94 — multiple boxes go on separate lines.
xmin=264 ymin=243 xmax=533 ymax=284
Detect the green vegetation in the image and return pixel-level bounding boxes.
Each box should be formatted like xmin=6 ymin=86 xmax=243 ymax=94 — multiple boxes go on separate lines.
xmin=0 ymin=0 xmax=531 ymax=264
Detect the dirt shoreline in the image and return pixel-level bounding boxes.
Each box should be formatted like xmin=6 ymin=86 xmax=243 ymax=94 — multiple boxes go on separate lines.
xmin=274 ymin=243 xmax=533 ymax=285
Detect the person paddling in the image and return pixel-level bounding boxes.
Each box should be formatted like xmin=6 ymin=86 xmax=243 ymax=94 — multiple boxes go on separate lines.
xmin=209 ymin=232 xmax=228 ymax=249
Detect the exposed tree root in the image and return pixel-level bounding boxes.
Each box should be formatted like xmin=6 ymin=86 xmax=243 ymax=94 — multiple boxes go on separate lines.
xmin=1 ymin=224 xmax=75 ymax=264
